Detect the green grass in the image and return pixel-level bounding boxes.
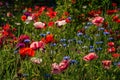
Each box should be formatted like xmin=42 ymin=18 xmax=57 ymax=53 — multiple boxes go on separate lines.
xmin=0 ymin=0 xmax=120 ymax=80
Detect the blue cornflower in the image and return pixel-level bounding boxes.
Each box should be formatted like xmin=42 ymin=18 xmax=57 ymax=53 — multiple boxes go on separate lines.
xmin=108 ymin=37 xmax=114 ymax=40
xmin=68 ymin=39 xmax=72 ymax=43
xmin=14 ymin=50 xmax=18 ymax=54
xmin=77 ymin=40 xmax=83 ymax=44
xmin=99 ymin=41 xmax=103 ymax=44
xmin=60 ymin=38 xmax=66 ymax=42
xmin=96 ymin=41 xmax=103 ymax=44
xmin=88 ymin=37 xmax=92 ymax=40
xmin=24 ymin=39 xmax=30 ymax=43
xmin=67 ymin=17 xmax=72 ymax=20
xmin=72 ymin=38 xmax=76 ymax=42
xmin=84 ymin=26 xmax=89 ymax=29
xmin=98 ymin=27 xmax=104 ymax=31
xmin=77 ymin=32 xmax=83 ymax=36
xmin=103 ymin=32 xmax=110 ymax=35
xmin=63 ymin=43 xmax=67 ymax=47
xmin=96 ymin=47 xmax=102 ymax=50
xmin=44 ymin=74 xmax=51 ymax=78
xmin=63 ymin=56 xmax=70 ymax=60
xmin=84 ymin=34 xmax=89 ymax=38
xmin=90 ymin=46 xmax=94 ymax=49
xmin=70 ymin=60 xmax=77 ymax=64
xmin=117 ymin=62 xmax=120 ymax=65
xmin=96 ymin=42 xmax=100 ymax=44
xmin=50 ymin=43 xmax=56 ymax=46
xmin=89 ymin=49 xmax=95 ymax=52
xmin=40 ymin=33 xmax=46 ymax=37
xmin=86 ymin=22 xmax=92 ymax=26
xmin=95 ymin=34 xmax=100 ymax=36
xmin=46 ymin=31 xmax=50 ymax=34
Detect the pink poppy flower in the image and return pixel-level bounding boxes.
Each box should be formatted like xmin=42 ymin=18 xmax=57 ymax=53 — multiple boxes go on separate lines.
xmin=59 ymin=60 xmax=70 ymax=71
xmin=51 ymin=59 xmax=70 ymax=74
xmin=51 ymin=63 xmax=61 ymax=74
xmin=30 ymin=41 xmax=45 ymax=50
xmin=83 ymin=52 xmax=98 ymax=61
xmin=33 ymin=22 xmax=46 ymax=29
xmin=102 ymin=60 xmax=111 ymax=69
xmin=92 ymin=16 xmax=104 ymax=26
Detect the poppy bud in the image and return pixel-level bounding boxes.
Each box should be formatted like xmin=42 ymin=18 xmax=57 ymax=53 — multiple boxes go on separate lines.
xmin=102 ymin=60 xmax=111 ymax=69
xmin=107 ymin=42 xmax=115 ymax=47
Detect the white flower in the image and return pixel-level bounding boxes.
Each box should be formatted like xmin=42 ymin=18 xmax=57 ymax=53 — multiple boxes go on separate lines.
xmin=30 ymin=57 xmax=42 ymax=64
xmin=25 ymin=16 xmax=33 ymax=24
xmin=55 ymin=20 xmax=67 ymax=27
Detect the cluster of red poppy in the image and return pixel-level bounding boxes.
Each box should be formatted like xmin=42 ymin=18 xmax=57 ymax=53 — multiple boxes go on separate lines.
xmin=112 ymin=15 xmax=120 ymax=23
xmin=17 ymin=33 xmax=55 ymax=57
xmin=21 ymin=6 xmax=57 ymax=22
xmin=107 ymin=42 xmax=115 ymax=53
xmin=107 ymin=41 xmax=120 ymax=58
xmin=21 ymin=6 xmax=71 ymax=30
xmin=0 ymin=24 xmax=17 ymax=47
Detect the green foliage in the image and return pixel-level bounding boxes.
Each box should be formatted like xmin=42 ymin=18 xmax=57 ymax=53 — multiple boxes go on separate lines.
xmin=0 ymin=0 xmax=120 ymax=80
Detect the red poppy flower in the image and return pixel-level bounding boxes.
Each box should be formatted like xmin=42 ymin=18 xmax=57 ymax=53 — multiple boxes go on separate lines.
xmin=116 ymin=19 xmax=120 ymax=23
xmin=88 ymin=10 xmax=101 ymax=17
xmin=46 ymin=11 xmax=57 ymax=18
xmin=108 ymin=42 xmax=115 ymax=47
xmin=34 ymin=6 xmax=39 ymax=10
xmin=107 ymin=10 xmax=118 ymax=15
xmin=38 ymin=6 xmax=46 ymax=13
xmin=71 ymin=0 xmax=76 ymax=4
xmin=18 ymin=35 xmax=30 ymax=42
xmin=112 ymin=15 xmax=119 ymax=21
xmin=108 ymin=47 xmax=116 ymax=53
xmin=2 ymin=31 xmax=9 ymax=36
xmin=19 ymin=48 xmax=35 ymax=57
xmin=48 ymin=22 xmax=54 ymax=27
xmin=27 ymin=8 xmax=32 ymax=12
xmin=47 ymin=7 xmax=53 ymax=12
xmin=103 ymin=22 xmax=108 ymax=28
xmin=45 ymin=34 xmax=54 ymax=43
xmin=102 ymin=60 xmax=111 ymax=69
xmin=64 ymin=12 xmax=69 ymax=16
xmin=112 ymin=3 xmax=117 ymax=7
xmin=112 ymin=53 xmax=120 ymax=58
xmin=65 ymin=18 xmax=71 ymax=23
xmin=3 ymin=24 xmax=10 ymax=31
xmin=41 ymin=38 xmax=46 ymax=43
xmin=21 ymin=15 xmax=27 ymax=21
